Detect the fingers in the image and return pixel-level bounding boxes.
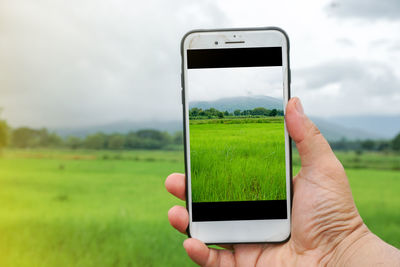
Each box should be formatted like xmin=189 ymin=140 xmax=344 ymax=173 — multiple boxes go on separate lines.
xmin=168 ymin=205 xmax=189 ymax=234
xmin=285 ymin=97 xmax=337 ymax=169
xmin=183 ymin=238 xmax=234 ymax=267
xmin=183 ymin=239 xmax=210 ymax=266
xmin=165 ymin=173 xmax=187 ymax=234
xmin=168 ymin=204 xmax=235 ymax=265
xmin=233 ymin=244 xmax=265 ymax=266
xmin=165 ymin=173 xmax=186 ymax=200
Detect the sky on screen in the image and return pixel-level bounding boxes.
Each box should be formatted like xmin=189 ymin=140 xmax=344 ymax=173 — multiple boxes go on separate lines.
xmin=188 ymin=67 xmax=282 ymax=102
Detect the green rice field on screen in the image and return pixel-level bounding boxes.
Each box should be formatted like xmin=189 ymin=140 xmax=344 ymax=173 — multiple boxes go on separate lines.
xmin=189 ymin=116 xmax=286 ymax=202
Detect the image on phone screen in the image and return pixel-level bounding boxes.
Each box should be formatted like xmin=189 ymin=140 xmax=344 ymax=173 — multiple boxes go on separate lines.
xmin=186 ymin=47 xmax=288 ymax=222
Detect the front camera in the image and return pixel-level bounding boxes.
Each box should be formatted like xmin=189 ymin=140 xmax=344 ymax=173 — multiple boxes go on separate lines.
xmin=214 ymin=41 xmax=218 ymax=45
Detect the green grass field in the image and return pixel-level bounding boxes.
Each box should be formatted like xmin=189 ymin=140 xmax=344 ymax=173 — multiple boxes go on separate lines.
xmin=293 ymin=150 xmax=400 ymax=171
xmin=0 ymin=149 xmax=398 ymax=266
xmin=347 ymin=168 xmax=400 ymax=248
xmin=189 ymin=117 xmax=286 ymax=202
xmin=0 ymin=149 xmax=193 ymax=267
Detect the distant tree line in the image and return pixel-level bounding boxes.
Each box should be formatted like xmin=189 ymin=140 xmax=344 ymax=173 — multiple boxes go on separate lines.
xmin=189 ymin=107 xmax=284 ymax=119
xmin=0 ymin=124 xmax=183 ymax=150
xmin=1 ymin=117 xmax=400 ymax=152
xmin=329 ymin=136 xmax=400 ymax=153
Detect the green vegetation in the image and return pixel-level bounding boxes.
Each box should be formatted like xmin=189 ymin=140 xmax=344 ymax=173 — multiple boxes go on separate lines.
xmin=0 ymin=114 xmax=399 ymax=265
xmin=0 ymin=119 xmax=9 ymax=151
xmin=292 ymin=150 xmax=400 ymax=171
xmin=190 ymin=117 xmax=286 ymax=202
xmin=189 ymin=107 xmax=283 ymax=119
xmin=11 ymin=127 xmax=63 ymax=148
xmin=8 ymin=127 xmax=183 ymax=150
xmin=347 ymin=168 xmax=400 ymax=248
xmin=190 ymin=117 xmax=284 ymax=125
xmin=0 ymin=149 xmax=193 ymax=267
xmin=393 ymin=133 xmax=400 ymax=151
xmin=0 ymin=149 xmax=398 ymax=267
xmin=329 ymin=137 xmax=400 ymax=152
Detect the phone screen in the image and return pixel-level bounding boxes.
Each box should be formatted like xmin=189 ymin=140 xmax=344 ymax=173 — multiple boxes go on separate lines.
xmin=186 ymin=47 xmax=288 ymax=221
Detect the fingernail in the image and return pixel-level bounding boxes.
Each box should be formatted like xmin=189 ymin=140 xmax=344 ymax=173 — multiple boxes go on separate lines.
xmin=295 ymin=98 xmax=304 ymax=115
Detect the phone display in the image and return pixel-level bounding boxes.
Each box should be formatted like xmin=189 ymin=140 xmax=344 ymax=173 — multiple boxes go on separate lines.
xmin=182 ymin=28 xmax=291 ymax=243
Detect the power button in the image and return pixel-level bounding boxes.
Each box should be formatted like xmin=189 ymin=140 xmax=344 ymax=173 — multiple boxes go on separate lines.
xmin=181 ymin=73 xmax=184 ymax=88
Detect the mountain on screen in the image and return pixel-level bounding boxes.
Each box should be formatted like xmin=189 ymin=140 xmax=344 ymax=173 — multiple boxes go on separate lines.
xmin=189 ymin=95 xmax=283 ymax=112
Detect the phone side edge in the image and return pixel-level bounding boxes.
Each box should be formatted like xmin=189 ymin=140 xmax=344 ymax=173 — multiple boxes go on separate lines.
xmin=283 ymin=26 xmax=293 ymax=243
xmin=181 ymin=29 xmax=211 ymax=238
xmin=180 ymin=31 xmax=193 ymax=238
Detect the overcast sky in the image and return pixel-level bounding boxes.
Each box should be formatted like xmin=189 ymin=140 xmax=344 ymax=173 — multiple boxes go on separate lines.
xmin=1 ymin=0 xmax=399 ymax=128
xmin=188 ymin=67 xmax=283 ymax=102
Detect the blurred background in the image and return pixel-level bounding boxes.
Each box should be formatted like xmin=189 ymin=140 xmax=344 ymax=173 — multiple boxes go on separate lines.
xmin=0 ymin=0 xmax=399 ymax=266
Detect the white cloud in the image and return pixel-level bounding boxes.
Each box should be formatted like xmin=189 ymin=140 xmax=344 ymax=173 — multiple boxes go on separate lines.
xmin=0 ymin=0 xmax=399 ymax=129
xmin=325 ymin=0 xmax=400 ymax=20
xmin=0 ymin=0 xmax=229 ymax=128
xmin=294 ymin=59 xmax=400 ymax=116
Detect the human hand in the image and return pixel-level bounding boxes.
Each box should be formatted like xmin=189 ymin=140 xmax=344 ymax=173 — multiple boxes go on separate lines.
xmin=165 ymin=97 xmax=400 ymax=266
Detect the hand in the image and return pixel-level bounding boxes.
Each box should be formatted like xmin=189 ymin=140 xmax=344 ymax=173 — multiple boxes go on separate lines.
xmin=165 ymin=97 xmax=400 ymax=266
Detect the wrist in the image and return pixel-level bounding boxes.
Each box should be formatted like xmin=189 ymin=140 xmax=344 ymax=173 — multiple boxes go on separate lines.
xmin=329 ymin=224 xmax=400 ymax=267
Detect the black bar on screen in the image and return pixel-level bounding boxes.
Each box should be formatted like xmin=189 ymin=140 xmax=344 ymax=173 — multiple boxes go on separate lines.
xmin=187 ymin=47 xmax=282 ymax=69
xmin=192 ymin=200 xmax=287 ymax=221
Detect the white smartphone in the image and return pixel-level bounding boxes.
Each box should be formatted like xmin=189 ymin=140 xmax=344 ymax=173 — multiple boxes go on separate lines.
xmin=180 ymin=27 xmax=292 ymax=244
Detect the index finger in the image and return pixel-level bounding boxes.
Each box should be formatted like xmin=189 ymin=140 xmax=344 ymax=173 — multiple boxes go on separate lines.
xmin=165 ymin=173 xmax=186 ymax=200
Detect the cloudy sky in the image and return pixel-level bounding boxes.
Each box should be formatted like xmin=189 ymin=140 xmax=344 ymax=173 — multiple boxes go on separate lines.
xmin=188 ymin=67 xmax=283 ymax=102
xmin=1 ymin=0 xmax=399 ymax=128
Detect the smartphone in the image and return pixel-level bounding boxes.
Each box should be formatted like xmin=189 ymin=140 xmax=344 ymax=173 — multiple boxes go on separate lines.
xmin=180 ymin=27 xmax=292 ymax=244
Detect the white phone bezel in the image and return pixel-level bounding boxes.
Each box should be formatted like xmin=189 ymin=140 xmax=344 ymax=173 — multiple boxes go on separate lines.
xmin=181 ymin=28 xmax=291 ymax=244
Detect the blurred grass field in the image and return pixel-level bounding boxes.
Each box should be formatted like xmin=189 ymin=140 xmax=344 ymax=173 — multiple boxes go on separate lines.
xmin=0 ymin=148 xmax=399 ymax=266
xmin=190 ymin=118 xmax=286 ymax=202
xmin=0 ymin=149 xmax=193 ymax=267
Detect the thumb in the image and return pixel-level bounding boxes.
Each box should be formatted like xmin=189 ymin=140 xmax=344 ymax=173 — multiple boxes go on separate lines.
xmin=285 ymin=97 xmax=338 ymax=169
